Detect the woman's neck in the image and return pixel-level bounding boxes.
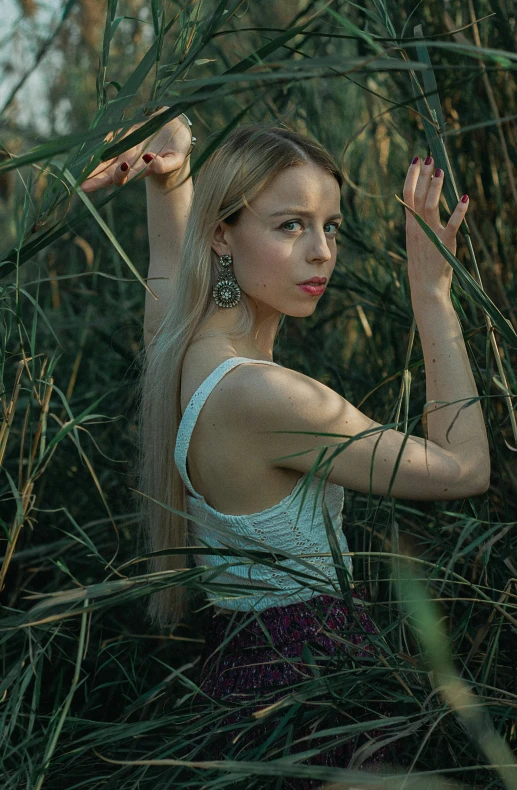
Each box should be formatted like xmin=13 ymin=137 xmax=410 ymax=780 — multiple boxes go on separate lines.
xmin=192 ymin=311 xmax=278 ymax=361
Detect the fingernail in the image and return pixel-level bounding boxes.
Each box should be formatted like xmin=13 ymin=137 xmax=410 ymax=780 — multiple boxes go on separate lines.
xmin=142 ymin=153 xmax=154 ymax=163
xmin=435 ymin=168 xmax=442 ymax=178
xmin=121 ymin=162 xmax=129 ymax=172
xmin=461 ymin=194 xmax=469 ymax=203
xmin=411 ymin=156 xmax=419 ymax=164
xmin=424 ymin=156 xmax=432 ymax=165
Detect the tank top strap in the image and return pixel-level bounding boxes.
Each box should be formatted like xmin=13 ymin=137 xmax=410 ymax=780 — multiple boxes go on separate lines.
xmin=174 ymin=356 xmax=280 ymax=498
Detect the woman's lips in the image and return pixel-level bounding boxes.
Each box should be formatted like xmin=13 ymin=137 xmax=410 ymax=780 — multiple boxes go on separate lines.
xmin=298 ymin=283 xmax=326 ymax=295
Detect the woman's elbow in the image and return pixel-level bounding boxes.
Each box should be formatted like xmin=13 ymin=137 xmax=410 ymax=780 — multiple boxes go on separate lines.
xmin=469 ymin=462 xmax=491 ymax=496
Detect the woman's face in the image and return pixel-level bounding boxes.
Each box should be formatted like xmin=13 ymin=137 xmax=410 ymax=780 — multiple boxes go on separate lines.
xmin=212 ymin=162 xmax=342 ymax=319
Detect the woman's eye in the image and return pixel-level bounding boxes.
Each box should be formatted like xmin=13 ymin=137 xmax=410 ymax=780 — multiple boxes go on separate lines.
xmin=282 ymin=220 xmax=303 ymax=231
xmin=325 ymin=222 xmax=340 ymax=235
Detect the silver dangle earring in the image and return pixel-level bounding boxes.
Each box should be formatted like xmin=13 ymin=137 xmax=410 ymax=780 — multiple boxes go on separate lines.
xmin=213 ymin=253 xmax=241 ymax=308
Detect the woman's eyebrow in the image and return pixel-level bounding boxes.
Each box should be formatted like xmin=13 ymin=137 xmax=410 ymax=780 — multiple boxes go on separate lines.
xmin=269 ymin=209 xmax=343 ymax=220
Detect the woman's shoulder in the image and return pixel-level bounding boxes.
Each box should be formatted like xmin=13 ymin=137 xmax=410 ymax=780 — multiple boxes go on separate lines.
xmin=180 ymin=343 xmax=289 ymax=413
xmin=228 ymin=361 xmax=337 ymax=423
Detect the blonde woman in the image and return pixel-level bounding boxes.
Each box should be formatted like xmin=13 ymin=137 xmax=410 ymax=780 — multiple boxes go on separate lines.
xmin=82 ymin=110 xmax=489 ymax=781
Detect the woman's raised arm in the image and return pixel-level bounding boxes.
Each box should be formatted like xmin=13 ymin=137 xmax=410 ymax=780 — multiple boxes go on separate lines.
xmin=402 ymin=155 xmax=489 ymax=485
xmin=143 ymin=148 xmax=193 ymax=345
xmin=80 ymin=108 xmax=194 ymax=344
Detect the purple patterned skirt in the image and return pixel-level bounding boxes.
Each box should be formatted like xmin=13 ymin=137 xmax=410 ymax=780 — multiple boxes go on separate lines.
xmin=193 ymin=586 xmax=410 ymax=788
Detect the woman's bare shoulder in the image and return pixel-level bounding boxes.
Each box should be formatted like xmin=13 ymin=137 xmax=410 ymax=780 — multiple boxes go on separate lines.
xmin=230 ymin=362 xmax=342 ymax=429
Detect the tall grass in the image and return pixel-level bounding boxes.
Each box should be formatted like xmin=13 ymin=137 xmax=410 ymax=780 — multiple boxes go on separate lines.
xmin=1 ymin=0 xmax=516 ymax=787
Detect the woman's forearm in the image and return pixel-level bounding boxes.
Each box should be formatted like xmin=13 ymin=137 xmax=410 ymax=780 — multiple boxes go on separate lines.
xmin=145 ymin=157 xmax=193 ymax=279
xmin=412 ymin=290 xmax=490 ymax=486
xmin=143 ymin=159 xmax=193 ymax=339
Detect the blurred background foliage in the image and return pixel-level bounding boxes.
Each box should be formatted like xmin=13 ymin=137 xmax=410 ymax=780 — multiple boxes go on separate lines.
xmin=0 ymin=0 xmax=516 ymax=788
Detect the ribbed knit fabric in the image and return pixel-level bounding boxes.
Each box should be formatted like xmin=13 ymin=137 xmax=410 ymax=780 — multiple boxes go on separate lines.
xmin=174 ymin=357 xmax=353 ymax=612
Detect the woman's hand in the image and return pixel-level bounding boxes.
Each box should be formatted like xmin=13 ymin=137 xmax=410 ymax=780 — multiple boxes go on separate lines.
xmin=80 ymin=108 xmax=194 ymax=193
xmin=403 ymin=154 xmax=469 ymax=298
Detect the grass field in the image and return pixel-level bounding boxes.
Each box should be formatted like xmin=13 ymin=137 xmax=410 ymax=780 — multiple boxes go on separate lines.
xmin=1 ymin=1 xmax=516 ymax=787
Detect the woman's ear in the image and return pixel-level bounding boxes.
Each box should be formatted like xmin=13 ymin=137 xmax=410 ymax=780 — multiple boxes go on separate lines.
xmin=211 ymin=220 xmax=232 ymax=259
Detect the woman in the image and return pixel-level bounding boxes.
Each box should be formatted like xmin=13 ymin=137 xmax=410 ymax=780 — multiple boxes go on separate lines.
xmin=82 ymin=110 xmax=490 ymax=786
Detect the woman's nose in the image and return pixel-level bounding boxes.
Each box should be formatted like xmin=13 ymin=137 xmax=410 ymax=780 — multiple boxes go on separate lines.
xmin=308 ymin=232 xmax=332 ymax=261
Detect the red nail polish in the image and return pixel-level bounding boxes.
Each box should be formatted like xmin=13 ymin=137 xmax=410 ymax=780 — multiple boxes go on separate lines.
xmin=424 ymin=156 xmax=432 ymax=165
xmin=142 ymin=153 xmax=154 ymax=163
xmin=461 ymin=194 xmax=469 ymax=203
xmin=121 ymin=162 xmax=129 ymax=172
xmin=435 ymin=168 xmax=442 ymax=178
xmin=411 ymin=156 xmax=419 ymax=164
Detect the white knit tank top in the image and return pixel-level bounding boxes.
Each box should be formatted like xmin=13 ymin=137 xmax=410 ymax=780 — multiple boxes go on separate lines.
xmin=174 ymin=357 xmax=354 ymax=612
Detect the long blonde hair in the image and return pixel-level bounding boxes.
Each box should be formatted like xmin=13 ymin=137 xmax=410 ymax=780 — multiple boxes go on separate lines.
xmin=133 ymin=122 xmax=344 ymax=632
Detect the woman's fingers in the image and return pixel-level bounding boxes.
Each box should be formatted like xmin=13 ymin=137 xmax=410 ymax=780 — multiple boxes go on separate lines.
xmin=112 ymin=161 xmax=131 ymax=186
xmin=403 ymin=154 xmax=470 ymax=259
xmin=80 ymin=161 xmax=118 ymax=192
xmin=424 ymin=167 xmax=443 ymax=228
xmin=83 ymin=150 xmax=150 ymax=191
xmin=445 ymin=195 xmax=469 ymax=236
xmin=148 ymin=149 xmax=185 ymax=176
xmin=403 ymin=156 xmax=448 ymax=231
xmin=403 ymin=156 xmax=420 ymax=209
xmin=413 ymin=156 xmax=435 ymax=214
